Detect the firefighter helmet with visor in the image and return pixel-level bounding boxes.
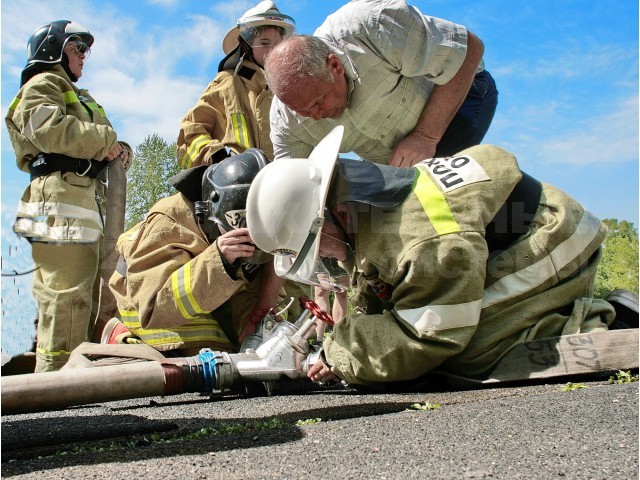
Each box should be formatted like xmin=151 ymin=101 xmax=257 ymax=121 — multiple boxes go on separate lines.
xmin=222 ymin=1 xmax=295 ymax=54
xmin=21 ymin=20 xmax=93 ymax=86
xmin=25 ymin=20 xmax=93 ymax=66
xmin=246 ymin=126 xmax=349 ymax=292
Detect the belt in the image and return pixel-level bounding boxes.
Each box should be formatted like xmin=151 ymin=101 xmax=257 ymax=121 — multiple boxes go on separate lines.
xmin=485 ymin=172 xmax=542 ymax=253
xmin=29 ymin=153 xmax=107 ymax=180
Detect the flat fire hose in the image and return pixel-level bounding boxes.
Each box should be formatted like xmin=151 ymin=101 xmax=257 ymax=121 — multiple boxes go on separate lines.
xmin=2 ymin=330 xmax=637 ymax=414
xmin=434 ymin=329 xmax=639 ymax=388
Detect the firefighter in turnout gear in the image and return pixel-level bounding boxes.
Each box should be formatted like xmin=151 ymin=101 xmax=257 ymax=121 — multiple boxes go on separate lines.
xmin=176 ymin=2 xmax=310 ymax=322
xmin=176 ymin=0 xmax=295 ymax=169
xmin=108 ymin=150 xmax=285 ymax=354
xmin=247 ymin=126 xmax=631 ymax=386
xmin=5 ymin=20 xmax=132 ymax=372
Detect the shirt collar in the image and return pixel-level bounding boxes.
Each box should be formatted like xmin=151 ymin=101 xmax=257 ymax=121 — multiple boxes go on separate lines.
xmin=332 ymin=47 xmax=359 ymax=104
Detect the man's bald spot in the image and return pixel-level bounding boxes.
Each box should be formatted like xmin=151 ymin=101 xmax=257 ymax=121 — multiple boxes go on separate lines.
xmin=264 ymin=36 xmax=306 ymax=98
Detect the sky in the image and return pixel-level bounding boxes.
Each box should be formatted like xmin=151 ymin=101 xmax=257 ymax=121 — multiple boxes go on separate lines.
xmin=1 ymin=0 xmax=638 ymax=357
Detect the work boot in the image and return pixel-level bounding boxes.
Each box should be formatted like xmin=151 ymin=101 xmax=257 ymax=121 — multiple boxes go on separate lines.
xmin=100 ymin=317 xmax=133 ymax=344
xmin=606 ymin=289 xmax=639 ymax=330
xmin=1 ymin=352 xmax=36 ymax=376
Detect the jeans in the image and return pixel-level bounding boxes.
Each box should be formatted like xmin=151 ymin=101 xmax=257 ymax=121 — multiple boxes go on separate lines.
xmin=435 ymin=70 xmax=498 ymax=157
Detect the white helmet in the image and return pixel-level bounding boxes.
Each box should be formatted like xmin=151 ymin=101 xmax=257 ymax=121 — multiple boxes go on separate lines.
xmin=246 ymin=126 xmax=348 ymax=292
xmin=222 ymin=1 xmax=295 ymax=54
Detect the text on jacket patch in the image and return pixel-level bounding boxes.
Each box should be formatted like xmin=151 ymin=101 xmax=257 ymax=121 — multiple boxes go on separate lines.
xmin=416 ymin=155 xmax=490 ymax=193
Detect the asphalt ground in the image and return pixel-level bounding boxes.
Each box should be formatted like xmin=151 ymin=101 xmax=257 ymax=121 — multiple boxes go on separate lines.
xmin=1 ymin=375 xmax=638 ymax=479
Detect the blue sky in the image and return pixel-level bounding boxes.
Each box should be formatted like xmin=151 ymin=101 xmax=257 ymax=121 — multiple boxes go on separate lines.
xmin=1 ymin=0 xmax=638 ymax=357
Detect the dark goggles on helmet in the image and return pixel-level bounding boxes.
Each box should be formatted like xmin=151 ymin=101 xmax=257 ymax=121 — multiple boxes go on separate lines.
xmin=65 ymin=39 xmax=91 ymax=58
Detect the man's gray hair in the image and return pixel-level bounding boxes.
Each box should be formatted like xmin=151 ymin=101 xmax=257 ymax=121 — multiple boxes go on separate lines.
xmin=265 ymin=34 xmax=335 ymax=98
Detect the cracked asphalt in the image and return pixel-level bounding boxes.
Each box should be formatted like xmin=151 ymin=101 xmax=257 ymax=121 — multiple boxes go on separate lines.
xmin=1 ymin=376 xmax=638 ymax=479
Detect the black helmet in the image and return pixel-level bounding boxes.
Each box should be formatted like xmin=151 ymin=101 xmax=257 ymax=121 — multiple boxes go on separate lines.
xmin=21 ymin=20 xmax=94 ymax=86
xmin=197 ymin=149 xmax=269 ymax=234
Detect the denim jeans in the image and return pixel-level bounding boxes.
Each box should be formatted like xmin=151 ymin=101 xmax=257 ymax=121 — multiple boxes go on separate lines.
xmin=435 ymin=70 xmax=498 ymax=157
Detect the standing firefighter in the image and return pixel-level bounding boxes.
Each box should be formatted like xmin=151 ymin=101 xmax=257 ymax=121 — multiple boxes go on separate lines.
xmin=176 ymin=1 xmax=309 ymax=330
xmin=5 ymin=20 xmax=132 ymax=372
xmin=176 ymin=0 xmax=295 ymax=168
xmin=247 ymin=126 xmax=637 ymax=386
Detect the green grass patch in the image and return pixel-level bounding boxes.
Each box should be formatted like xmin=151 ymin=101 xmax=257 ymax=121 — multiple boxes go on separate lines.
xmin=406 ymin=401 xmax=442 ymax=411
xmin=608 ymin=370 xmax=639 ymax=384
xmin=295 ymin=418 xmax=322 ymax=426
xmin=561 ymin=382 xmax=587 ymax=392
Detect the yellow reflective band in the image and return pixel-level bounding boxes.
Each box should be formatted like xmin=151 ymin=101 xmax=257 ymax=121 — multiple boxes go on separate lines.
xmin=171 ymin=262 xmax=207 ymax=319
xmin=119 ymin=310 xmax=231 ymax=347
xmin=84 ymin=101 xmax=107 ymax=118
xmin=9 ymin=97 xmax=20 ymax=110
xmin=181 ymin=134 xmax=212 ymax=169
xmin=119 ymin=309 xmax=141 ymax=329
xmin=231 ymin=113 xmax=251 ymax=149
xmin=133 ymin=330 xmax=230 ymax=347
xmin=36 ymin=347 xmax=71 ymax=356
xmin=63 ymin=90 xmax=80 ymax=105
xmin=414 ymin=166 xmax=461 ymax=236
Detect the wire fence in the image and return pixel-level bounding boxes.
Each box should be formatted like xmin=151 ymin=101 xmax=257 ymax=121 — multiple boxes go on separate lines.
xmin=1 ymin=233 xmax=37 ymax=361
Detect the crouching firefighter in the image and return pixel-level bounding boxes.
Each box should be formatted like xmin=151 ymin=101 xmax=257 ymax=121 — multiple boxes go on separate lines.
xmin=107 ymin=150 xmax=286 ymax=356
xmin=246 ymin=126 xmax=638 ymax=387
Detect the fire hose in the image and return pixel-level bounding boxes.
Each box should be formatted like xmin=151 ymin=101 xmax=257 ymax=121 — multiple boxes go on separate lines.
xmin=1 ymin=297 xmax=335 ymax=415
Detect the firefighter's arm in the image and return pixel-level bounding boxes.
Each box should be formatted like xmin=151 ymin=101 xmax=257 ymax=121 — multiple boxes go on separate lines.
xmin=17 ymin=76 xmax=116 ymax=160
xmin=323 ymin=233 xmax=488 ymax=385
xmin=176 ymin=76 xmax=231 ymax=169
xmin=127 ymin=214 xmax=245 ymax=329
xmin=389 ymin=31 xmax=484 ymax=167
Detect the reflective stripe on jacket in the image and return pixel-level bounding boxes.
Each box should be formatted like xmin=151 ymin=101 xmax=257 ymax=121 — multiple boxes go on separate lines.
xmin=325 ymin=145 xmax=607 ymax=384
xmin=5 ymin=65 xmax=121 ymax=243
xmin=118 ymin=308 xmax=233 ymax=352
xmin=176 ymin=59 xmax=273 ymax=169
xmin=108 ymin=193 xmax=267 ymax=352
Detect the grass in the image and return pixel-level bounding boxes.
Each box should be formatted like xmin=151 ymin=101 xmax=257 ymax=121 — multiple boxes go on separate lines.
xmin=561 ymin=382 xmax=587 ymax=392
xmin=406 ymin=401 xmax=442 ymax=411
xmin=608 ymin=370 xmax=639 ymax=384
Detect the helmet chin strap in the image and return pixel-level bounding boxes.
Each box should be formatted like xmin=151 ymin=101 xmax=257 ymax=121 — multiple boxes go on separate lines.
xmin=60 ymin=53 xmax=78 ymax=82
xmin=194 ymin=200 xmax=221 ymax=244
xmin=325 ymin=207 xmax=355 ymax=255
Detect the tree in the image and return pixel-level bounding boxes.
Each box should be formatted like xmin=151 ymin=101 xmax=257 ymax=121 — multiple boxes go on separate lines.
xmin=594 ymin=219 xmax=639 ymax=299
xmin=125 ymin=134 xmax=181 ymax=229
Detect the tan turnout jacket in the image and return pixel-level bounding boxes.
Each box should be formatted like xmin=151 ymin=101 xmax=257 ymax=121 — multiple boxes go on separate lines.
xmin=176 ymin=59 xmax=273 ymax=169
xmin=109 ymin=193 xmax=272 ymax=352
xmin=6 ymin=65 xmax=131 ymax=243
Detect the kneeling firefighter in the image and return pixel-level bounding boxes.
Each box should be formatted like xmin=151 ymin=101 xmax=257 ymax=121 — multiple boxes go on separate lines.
xmin=107 ymin=149 xmax=286 ymax=355
xmin=246 ymin=126 xmax=638 ymax=386
xmin=1 ymin=142 xmax=339 ymax=414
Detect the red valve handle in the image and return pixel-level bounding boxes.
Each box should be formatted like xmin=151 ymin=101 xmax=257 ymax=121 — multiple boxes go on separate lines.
xmin=299 ymin=296 xmax=335 ymax=325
